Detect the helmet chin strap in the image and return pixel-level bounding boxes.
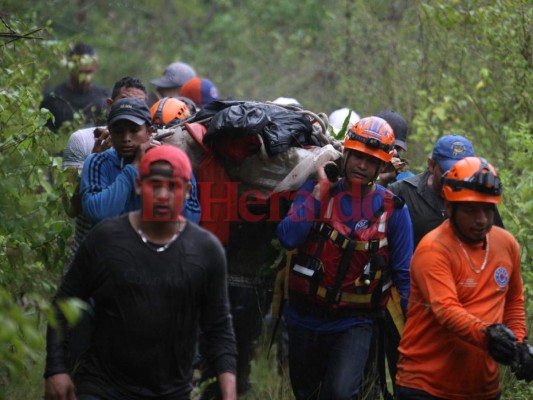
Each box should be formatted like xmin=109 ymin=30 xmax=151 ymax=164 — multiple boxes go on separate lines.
xmin=368 ymin=161 xmax=383 ymax=186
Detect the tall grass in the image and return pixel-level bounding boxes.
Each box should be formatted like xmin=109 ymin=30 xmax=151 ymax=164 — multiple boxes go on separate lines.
xmin=2 ymin=317 xmax=532 ymax=399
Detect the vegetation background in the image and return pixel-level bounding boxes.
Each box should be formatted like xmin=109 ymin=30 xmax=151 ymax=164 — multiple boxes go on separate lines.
xmin=0 ymin=0 xmax=531 ymax=399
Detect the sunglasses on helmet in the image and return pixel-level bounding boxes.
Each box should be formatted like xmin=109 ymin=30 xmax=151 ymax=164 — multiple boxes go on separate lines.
xmin=443 ymin=158 xmax=502 ymax=196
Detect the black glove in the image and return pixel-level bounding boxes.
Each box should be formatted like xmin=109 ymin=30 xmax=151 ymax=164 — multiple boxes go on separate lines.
xmin=512 ymin=342 xmax=533 ymax=382
xmin=485 ymin=323 xmax=517 ymax=365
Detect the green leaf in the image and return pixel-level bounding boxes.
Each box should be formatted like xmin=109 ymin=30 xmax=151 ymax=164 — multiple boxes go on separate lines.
xmin=57 ymin=298 xmax=88 ymax=327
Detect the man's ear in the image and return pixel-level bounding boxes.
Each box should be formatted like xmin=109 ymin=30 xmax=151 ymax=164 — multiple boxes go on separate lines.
xmin=427 ymin=158 xmax=435 ymax=173
xmin=106 ymin=98 xmax=113 ymax=107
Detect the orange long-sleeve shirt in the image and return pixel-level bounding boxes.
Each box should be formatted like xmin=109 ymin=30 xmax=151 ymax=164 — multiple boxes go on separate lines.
xmin=396 ymin=220 xmax=526 ymax=400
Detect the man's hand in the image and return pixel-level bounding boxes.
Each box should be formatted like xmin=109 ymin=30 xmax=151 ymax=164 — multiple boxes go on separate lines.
xmin=485 ymin=323 xmax=518 ymax=365
xmin=312 ymin=161 xmax=340 ymax=200
xmin=44 ymin=373 xmax=76 ymax=400
xmin=512 ymin=342 xmax=533 ymax=382
xmin=92 ymin=128 xmax=112 ymax=153
xmin=218 ymin=371 xmax=237 ymax=400
xmin=132 ymin=139 xmax=161 ymax=169
xmin=379 ymin=157 xmax=407 ymax=186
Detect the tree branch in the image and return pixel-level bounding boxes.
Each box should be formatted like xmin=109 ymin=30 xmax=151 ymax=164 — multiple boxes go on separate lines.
xmin=0 ymin=16 xmax=43 ymax=46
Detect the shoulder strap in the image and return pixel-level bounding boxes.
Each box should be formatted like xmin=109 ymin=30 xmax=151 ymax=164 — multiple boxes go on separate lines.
xmin=325 ymin=238 xmax=356 ymax=304
xmin=184 ymin=122 xmax=209 ymax=152
xmin=392 ymin=194 xmax=405 ymax=210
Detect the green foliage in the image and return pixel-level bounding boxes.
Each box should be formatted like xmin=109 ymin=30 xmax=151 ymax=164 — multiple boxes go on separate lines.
xmin=54 ymin=298 xmax=89 ymax=328
xmin=499 ymin=124 xmax=533 ymax=313
xmin=0 ymin=16 xmax=73 ymax=390
xmin=0 ymin=289 xmax=46 ymax=392
xmin=410 ymin=0 xmax=533 ymax=314
xmin=328 ymin=110 xmax=356 ymax=141
xmin=1 ymin=1 xmax=532 ymax=398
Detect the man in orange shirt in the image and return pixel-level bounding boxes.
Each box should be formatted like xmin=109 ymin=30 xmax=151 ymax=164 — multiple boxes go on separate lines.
xmin=396 ymin=157 xmax=531 ymax=400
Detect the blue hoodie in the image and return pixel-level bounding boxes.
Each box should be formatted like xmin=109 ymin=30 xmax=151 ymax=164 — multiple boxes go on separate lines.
xmin=81 ymin=148 xmax=200 ymax=224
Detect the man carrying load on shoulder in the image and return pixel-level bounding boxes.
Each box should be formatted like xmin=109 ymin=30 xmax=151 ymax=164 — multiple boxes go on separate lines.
xmin=276 ymin=116 xmax=413 ymax=400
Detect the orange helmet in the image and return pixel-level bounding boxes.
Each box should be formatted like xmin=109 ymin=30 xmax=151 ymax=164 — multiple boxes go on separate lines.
xmin=150 ymin=97 xmax=190 ymax=129
xmin=442 ymin=157 xmax=502 ymax=203
xmin=344 ymin=116 xmax=395 ymax=162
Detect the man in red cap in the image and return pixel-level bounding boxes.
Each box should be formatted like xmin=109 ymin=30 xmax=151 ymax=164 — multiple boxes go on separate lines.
xmin=44 ymin=145 xmax=237 ymax=400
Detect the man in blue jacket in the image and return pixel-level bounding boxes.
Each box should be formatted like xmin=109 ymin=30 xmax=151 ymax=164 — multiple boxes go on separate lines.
xmin=80 ymin=97 xmax=157 ymax=224
xmin=81 ymin=96 xmax=200 ymax=227
xmin=276 ymin=116 xmax=413 ymax=400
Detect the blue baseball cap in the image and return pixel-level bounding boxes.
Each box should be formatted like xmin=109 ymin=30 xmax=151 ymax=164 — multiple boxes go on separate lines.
xmin=432 ymin=134 xmax=475 ymax=172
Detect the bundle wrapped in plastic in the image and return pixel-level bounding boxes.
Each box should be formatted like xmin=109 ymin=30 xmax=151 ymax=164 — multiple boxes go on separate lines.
xmin=154 ymin=124 xmax=205 ymax=171
xmin=155 ymin=103 xmax=343 ymax=193
xmin=224 ymin=138 xmax=342 ymax=192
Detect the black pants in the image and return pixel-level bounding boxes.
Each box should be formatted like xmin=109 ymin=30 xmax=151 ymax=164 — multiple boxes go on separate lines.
xmin=200 ymin=284 xmax=268 ymax=399
xmin=397 ymin=386 xmax=501 ymax=400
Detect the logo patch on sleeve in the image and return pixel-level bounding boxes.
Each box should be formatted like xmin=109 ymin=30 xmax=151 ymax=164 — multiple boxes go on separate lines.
xmin=494 ymin=267 xmax=509 ymax=287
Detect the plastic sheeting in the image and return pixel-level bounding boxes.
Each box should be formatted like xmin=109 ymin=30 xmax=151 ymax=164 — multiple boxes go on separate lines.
xmin=225 ymin=140 xmax=342 ymax=193
xmin=157 ymin=123 xmax=343 ymax=193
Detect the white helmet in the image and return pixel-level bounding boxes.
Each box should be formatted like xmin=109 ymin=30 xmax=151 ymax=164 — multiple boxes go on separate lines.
xmin=328 ymin=108 xmax=360 ymax=134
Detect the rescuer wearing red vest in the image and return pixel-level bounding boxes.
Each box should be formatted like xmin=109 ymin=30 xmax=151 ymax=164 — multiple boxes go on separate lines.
xmin=276 ymin=116 xmax=413 ymax=400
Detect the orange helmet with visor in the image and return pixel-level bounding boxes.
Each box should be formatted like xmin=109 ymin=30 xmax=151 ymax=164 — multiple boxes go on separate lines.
xmin=442 ymin=157 xmax=502 ymax=204
xmin=344 ymin=116 xmax=395 ymax=163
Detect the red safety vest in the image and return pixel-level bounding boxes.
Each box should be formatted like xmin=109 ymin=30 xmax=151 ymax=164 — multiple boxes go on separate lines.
xmin=288 ymin=191 xmax=395 ymax=311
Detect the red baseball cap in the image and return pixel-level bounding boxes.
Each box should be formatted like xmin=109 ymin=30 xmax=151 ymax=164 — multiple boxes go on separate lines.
xmin=139 ymin=145 xmax=192 ymax=180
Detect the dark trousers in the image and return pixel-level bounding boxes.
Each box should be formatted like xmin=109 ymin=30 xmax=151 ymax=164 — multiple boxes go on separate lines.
xmin=287 ymin=323 xmax=373 ymax=400
xmin=397 ymin=386 xmax=501 ymax=400
xmin=231 ymin=285 xmax=267 ymax=391
xmin=200 ymin=285 xmax=267 ymax=399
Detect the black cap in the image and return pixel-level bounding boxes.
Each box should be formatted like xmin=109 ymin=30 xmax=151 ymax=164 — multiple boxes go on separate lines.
xmin=377 ymin=110 xmax=408 ymax=150
xmin=107 ymin=98 xmax=152 ymax=127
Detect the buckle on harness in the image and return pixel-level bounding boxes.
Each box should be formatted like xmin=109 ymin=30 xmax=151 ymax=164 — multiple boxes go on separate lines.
xmin=368 ymin=239 xmax=380 ymax=253
xmin=358 ymin=240 xmax=381 ymax=286
xmin=317 ymin=223 xmax=350 ymax=249
xmin=325 ymin=286 xmax=341 ymax=304
xmin=318 ymin=223 xmax=334 ymax=238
